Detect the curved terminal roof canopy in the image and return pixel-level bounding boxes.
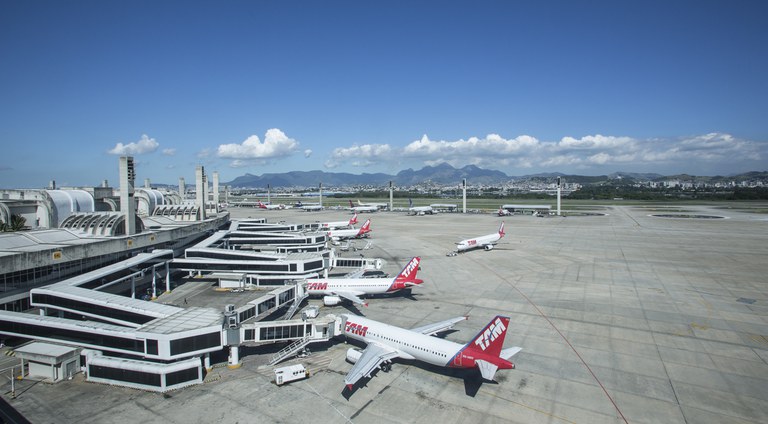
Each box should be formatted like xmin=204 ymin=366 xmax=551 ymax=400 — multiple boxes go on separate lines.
xmin=45 ymin=190 xmax=95 ymax=227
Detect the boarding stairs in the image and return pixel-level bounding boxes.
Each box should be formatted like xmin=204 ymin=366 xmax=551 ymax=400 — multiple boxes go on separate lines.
xmin=281 ymin=292 xmax=309 ymax=320
xmin=269 ymin=332 xmax=330 ymax=365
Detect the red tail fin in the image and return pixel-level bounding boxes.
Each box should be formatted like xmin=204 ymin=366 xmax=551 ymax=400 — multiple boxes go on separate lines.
xmin=465 ymin=316 xmax=509 ymax=357
xmin=395 ymin=257 xmax=421 ymax=282
xmin=389 ymin=256 xmax=423 ymax=291
xmin=349 ymin=213 xmax=358 ymax=225
xmin=349 ymin=200 xmax=355 ymax=208
xmin=498 ymin=222 xmax=505 ymax=238
xmin=357 ymin=219 xmax=371 ymax=235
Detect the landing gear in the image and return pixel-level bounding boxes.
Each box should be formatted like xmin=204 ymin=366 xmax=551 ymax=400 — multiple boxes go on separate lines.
xmin=381 ymin=362 xmax=392 ymax=372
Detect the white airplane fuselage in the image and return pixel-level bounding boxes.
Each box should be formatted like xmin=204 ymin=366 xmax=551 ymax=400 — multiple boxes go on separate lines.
xmin=342 ymin=314 xmax=462 ymax=365
xmin=306 ymin=278 xmax=403 ymax=297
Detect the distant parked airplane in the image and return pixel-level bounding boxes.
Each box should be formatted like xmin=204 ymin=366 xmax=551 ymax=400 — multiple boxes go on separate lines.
xmin=456 ymin=222 xmax=505 ymax=252
xmin=326 ymin=219 xmax=371 ymax=242
xmin=408 ymin=199 xmax=434 ymax=215
xmin=357 ymin=199 xmax=388 ymax=210
xmin=318 ymin=213 xmax=358 ymax=230
xmin=348 ymin=200 xmax=378 ymax=213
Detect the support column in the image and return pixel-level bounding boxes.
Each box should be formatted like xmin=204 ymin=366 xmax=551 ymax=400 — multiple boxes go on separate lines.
xmin=388 ymin=181 xmax=393 ymax=211
xmin=228 ymin=346 xmax=241 ymax=369
xmin=204 ymin=353 xmax=212 ymax=371
xmin=151 ymin=266 xmax=157 ymax=300
xmin=178 ymin=177 xmax=186 ymax=198
xmin=165 ymin=263 xmax=171 ymax=293
xmin=131 ymin=275 xmax=135 ymax=299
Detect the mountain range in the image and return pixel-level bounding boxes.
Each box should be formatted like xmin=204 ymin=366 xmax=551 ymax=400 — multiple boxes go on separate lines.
xmin=224 ymin=163 xmax=766 ymax=188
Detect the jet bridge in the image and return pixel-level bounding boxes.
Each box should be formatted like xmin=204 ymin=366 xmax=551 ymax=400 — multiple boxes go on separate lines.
xmin=331 ymin=256 xmax=384 ymax=271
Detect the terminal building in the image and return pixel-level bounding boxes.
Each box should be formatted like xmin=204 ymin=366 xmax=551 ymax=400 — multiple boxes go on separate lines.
xmin=0 ymin=158 xmax=384 ymax=392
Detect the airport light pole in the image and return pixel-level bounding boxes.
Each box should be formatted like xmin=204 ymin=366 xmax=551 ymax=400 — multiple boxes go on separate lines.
xmin=557 ymin=177 xmax=562 ymax=216
xmin=462 ymin=179 xmax=467 ymax=214
xmin=389 ymin=181 xmax=393 ymax=211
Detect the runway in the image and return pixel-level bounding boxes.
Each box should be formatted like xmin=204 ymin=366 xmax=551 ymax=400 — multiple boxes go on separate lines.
xmin=2 ymin=203 xmax=767 ymax=423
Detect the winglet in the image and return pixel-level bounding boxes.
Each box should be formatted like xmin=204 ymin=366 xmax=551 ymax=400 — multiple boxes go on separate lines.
xmin=346 ymin=383 xmax=353 ymax=391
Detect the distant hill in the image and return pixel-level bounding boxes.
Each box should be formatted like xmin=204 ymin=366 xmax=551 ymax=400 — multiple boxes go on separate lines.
xmin=226 ymin=163 xmax=510 ymax=187
xmin=223 ymin=164 xmax=766 ymax=188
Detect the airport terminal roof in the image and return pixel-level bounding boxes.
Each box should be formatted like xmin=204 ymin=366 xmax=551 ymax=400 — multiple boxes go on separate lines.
xmin=137 ymin=307 xmax=224 ymax=335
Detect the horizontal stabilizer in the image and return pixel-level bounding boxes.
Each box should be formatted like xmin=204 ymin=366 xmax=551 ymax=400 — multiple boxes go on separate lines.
xmin=500 ymin=347 xmax=522 ymax=360
xmin=476 ymin=359 xmax=499 ymax=381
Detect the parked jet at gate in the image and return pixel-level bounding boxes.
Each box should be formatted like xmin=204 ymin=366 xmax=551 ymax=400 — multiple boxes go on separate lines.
xmin=326 ymin=219 xmax=371 ymax=242
xmin=348 ymin=200 xmax=378 ymax=213
xmin=408 ymin=198 xmax=434 ymax=215
xmin=319 ymin=213 xmax=358 ymax=230
xmin=305 ymin=256 xmax=423 ymax=306
xmin=456 ymin=222 xmax=505 ymax=252
xmin=341 ymin=314 xmax=521 ymax=390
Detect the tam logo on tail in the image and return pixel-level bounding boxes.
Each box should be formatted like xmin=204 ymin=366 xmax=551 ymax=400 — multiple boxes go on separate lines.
xmin=499 ymin=222 xmax=505 ymax=238
xmin=469 ymin=316 xmax=509 ymax=357
xmin=396 ymin=257 xmax=421 ymax=281
xmin=358 ymin=219 xmax=371 ymax=234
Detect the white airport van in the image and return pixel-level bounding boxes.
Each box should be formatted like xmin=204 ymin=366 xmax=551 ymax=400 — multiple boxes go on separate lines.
xmin=274 ymin=364 xmax=309 ymax=386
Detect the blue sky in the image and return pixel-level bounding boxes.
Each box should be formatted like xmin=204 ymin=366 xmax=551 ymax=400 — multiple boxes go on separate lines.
xmin=1 ymin=1 xmax=767 ymax=188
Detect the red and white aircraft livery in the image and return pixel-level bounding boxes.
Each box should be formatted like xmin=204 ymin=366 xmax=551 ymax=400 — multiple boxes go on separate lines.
xmin=319 ymin=213 xmax=358 ymax=230
xmin=341 ymin=314 xmax=521 ymax=390
xmin=456 ymin=222 xmax=505 ymax=252
xmin=305 ymin=256 xmax=423 ymax=306
xmin=257 ymin=200 xmax=284 ymax=210
xmin=326 ymin=219 xmax=371 ymax=242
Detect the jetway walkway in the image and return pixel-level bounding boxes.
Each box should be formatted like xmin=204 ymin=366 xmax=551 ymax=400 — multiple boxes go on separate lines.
xmin=331 ymin=256 xmax=384 ymax=271
xmin=237 ymin=314 xmax=341 ymax=365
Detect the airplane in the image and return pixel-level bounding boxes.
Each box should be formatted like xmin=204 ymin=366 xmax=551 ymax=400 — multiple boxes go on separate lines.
xmin=304 ymin=256 xmax=423 ymax=306
xmin=408 ymin=198 xmax=434 ymax=216
xmin=326 ymin=219 xmax=371 ymax=242
xmin=348 ymin=200 xmax=378 ymax=213
xmin=296 ymin=201 xmax=323 ymax=211
xmin=357 ymin=199 xmax=388 ymax=210
xmin=497 ymin=207 xmax=512 ymax=216
xmin=456 ymin=222 xmax=505 ymax=252
xmin=318 ymin=213 xmax=358 ymax=230
xmin=257 ymin=200 xmax=285 ymax=210
xmin=341 ymin=313 xmax=521 ymax=390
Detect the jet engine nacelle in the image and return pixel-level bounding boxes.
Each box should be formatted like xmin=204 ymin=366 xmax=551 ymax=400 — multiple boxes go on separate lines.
xmin=323 ymin=295 xmax=342 ymax=306
xmin=346 ymin=348 xmax=362 ymax=364
xmin=484 ymin=244 xmax=494 ymax=251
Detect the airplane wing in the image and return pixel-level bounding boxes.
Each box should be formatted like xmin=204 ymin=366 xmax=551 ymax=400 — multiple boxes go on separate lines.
xmin=411 ymin=316 xmax=468 ymax=336
xmin=332 ymin=290 xmax=367 ymax=306
xmin=343 ymin=269 xmax=365 ymax=279
xmin=344 ymin=342 xmax=401 ymax=388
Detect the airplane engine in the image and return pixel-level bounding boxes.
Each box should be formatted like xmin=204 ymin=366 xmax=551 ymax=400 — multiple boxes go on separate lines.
xmin=323 ymin=295 xmax=342 ymax=306
xmin=346 ymin=348 xmax=362 ymax=364
xmin=484 ymin=244 xmax=494 ymax=251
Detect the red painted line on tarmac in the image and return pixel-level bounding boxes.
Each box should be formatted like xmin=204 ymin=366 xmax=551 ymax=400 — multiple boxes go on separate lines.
xmin=510 ymin=285 xmax=629 ymax=424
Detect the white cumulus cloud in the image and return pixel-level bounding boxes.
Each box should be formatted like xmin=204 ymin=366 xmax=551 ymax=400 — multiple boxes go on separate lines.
xmin=108 ymin=134 xmax=159 ymax=155
xmin=325 ymin=144 xmax=393 ymax=168
xmin=217 ymin=129 xmax=299 ymax=160
xmin=162 ymin=148 xmax=176 ymax=156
